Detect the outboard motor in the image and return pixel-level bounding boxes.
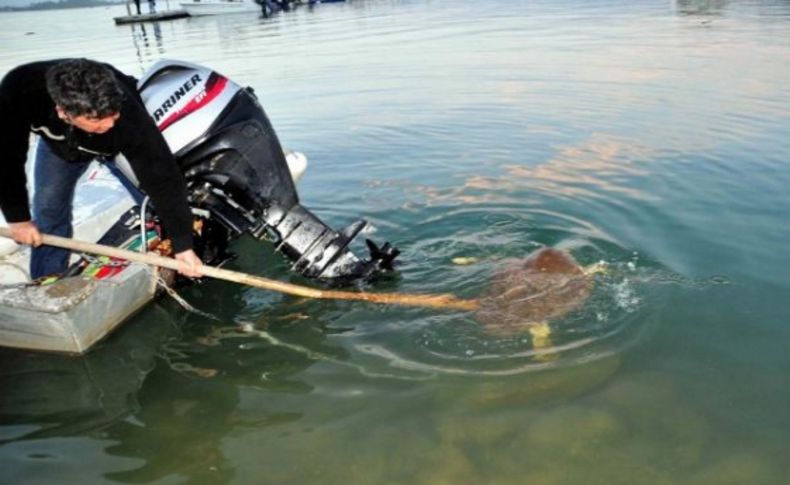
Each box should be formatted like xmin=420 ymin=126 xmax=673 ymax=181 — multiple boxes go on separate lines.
xmin=133 ymin=60 xmax=398 ymax=280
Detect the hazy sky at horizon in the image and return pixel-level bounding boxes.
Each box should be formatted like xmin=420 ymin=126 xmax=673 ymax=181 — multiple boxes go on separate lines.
xmin=1 ymin=0 xmax=51 ymax=6
xmin=0 ymin=0 xmax=122 ymax=6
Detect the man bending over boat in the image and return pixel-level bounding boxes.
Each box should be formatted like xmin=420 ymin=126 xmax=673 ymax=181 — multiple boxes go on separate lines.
xmin=0 ymin=58 xmax=203 ymax=279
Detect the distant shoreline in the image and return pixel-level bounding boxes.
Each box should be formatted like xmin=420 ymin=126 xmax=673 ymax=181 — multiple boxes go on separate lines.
xmin=0 ymin=0 xmax=125 ymax=12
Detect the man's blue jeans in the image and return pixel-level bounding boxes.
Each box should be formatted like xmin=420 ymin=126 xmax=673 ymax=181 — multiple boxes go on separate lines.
xmin=30 ymin=141 xmax=91 ymax=279
xmin=30 ymin=141 xmax=145 ymax=279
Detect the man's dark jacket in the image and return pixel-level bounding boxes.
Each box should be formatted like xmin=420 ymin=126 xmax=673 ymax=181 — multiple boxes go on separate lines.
xmin=0 ymin=60 xmax=193 ymax=252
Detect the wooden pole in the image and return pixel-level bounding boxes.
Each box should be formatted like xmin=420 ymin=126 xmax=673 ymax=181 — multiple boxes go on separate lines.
xmin=0 ymin=227 xmax=479 ymax=311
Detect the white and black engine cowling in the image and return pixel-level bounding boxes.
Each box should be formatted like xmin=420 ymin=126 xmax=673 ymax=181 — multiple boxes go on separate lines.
xmin=135 ymin=60 xmax=398 ymax=280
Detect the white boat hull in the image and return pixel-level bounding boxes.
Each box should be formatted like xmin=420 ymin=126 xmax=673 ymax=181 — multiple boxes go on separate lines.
xmin=0 ymin=265 xmax=157 ymax=354
xmin=180 ymin=0 xmax=261 ymax=16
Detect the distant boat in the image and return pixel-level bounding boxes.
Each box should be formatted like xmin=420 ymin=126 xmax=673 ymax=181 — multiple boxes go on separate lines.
xmin=179 ymin=0 xmax=262 ymax=16
xmin=179 ymin=0 xmax=343 ymax=17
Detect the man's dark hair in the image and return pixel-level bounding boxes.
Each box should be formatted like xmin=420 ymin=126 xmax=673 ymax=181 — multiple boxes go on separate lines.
xmin=46 ymin=58 xmax=124 ymax=118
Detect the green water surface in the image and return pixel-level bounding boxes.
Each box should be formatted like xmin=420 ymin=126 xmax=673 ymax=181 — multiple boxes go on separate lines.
xmin=2 ymin=0 xmax=789 ymax=483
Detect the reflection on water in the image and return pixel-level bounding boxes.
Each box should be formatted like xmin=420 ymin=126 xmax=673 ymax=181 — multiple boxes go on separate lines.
xmin=0 ymin=294 xmax=335 ymax=482
xmin=0 ymin=305 xmax=171 ymax=445
xmin=130 ymin=21 xmax=164 ymax=65
xmin=2 ymin=0 xmax=790 ymax=482
xmin=410 ymin=133 xmax=656 ymax=206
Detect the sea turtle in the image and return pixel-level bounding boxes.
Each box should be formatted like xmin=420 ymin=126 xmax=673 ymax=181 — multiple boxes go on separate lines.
xmin=475 ymin=248 xmax=603 ymax=357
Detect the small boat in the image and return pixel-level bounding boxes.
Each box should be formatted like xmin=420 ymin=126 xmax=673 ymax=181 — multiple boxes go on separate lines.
xmin=179 ymin=0 xmax=262 ymax=16
xmin=0 ymin=152 xmax=307 ymax=354
xmin=0 ymin=60 xmax=397 ymax=354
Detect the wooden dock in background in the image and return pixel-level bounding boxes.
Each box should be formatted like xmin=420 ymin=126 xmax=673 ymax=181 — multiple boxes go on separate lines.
xmin=114 ymin=10 xmax=190 ymax=25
